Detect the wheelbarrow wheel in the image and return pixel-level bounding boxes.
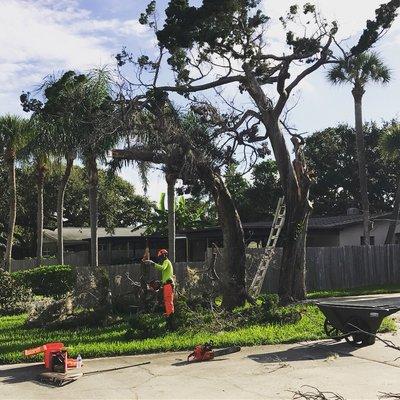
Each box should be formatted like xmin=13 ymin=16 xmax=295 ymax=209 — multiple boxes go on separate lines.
xmin=323 ymin=319 xmax=341 ymax=341
xmin=344 ymin=317 xmax=375 ymax=347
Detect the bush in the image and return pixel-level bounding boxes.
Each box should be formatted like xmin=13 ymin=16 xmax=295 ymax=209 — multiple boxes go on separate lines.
xmin=13 ymin=265 xmax=76 ymax=298
xmin=0 ymin=270 xmax=32 ymax=315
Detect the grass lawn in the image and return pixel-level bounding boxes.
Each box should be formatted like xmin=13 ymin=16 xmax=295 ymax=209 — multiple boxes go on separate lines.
xmin=0 ymin=305 xmax=396 ymax=365
xmin=307 ymin=284 xmax=400 ymax=299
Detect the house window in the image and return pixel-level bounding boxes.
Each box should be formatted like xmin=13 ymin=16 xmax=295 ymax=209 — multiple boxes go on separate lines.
xmin=360 ymin=236 xmax=375 ymax=245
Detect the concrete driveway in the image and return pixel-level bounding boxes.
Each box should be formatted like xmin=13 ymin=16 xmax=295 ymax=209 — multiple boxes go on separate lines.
xmin=1 ymin=295 xmax=400 ymax=400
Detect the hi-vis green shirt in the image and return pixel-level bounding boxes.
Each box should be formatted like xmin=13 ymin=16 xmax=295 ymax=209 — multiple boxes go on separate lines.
xmin=153 ymin=259 xmax=174 ymax=284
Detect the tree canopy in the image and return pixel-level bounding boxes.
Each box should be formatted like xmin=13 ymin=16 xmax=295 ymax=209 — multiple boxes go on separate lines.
xmin=304 ymin=121 xmax=400 ymax=216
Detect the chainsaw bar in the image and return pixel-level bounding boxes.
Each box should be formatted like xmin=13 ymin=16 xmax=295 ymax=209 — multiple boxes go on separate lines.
xmin=213 ymin=346 xmax=241 ymax=358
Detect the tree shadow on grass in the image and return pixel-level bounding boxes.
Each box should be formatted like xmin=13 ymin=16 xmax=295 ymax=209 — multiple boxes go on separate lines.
xmin=248 ymin=340 xmax=354 ymax=364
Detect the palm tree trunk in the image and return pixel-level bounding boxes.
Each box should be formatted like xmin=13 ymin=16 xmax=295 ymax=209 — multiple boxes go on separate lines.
xmin=87 ymin=155 xmax=99 ymax=267
xmin=36 ymin=161 xmax=46 ymax=267
xmin=352 ymin=86 xmax=370 ymax=245
xmin=166 ymin=173 xmax=177 ymax=262
xmin=3 ymin=147 xmax=16 ymax=272
xmin=385 ymin=175 xmax=400 ymax=244
xmin=57 ymin=155 xmax=74 ymax=264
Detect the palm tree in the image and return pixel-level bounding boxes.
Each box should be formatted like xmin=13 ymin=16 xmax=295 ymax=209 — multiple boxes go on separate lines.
xmin=327 ymin=52 xmax=391 ymax=245
xmin=79 ymin=69 xmax=121 ymax=267
xmin=23 ymin=116 xmax=54 ymax=267
xmin=379 ymin=124 xmax=400 ymax=244
xmin=40 ymin=71 xmax=86 ymax=265
xmin=0 ymin=115 xmax=31 ymax=271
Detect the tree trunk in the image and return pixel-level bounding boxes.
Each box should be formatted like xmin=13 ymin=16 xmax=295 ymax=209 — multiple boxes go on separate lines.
xmin=352 ymin=85 xmax=370 ymax=245
xmin=198 ymin=164 xmax=247 ymax=310
xmin=36 ymin=160 xmax=46 ymax=267
xmin=166 ymin=173 xmax=177 ymax=262
xmin=57 ymin=155 xmax=75 ymax=264
xmin=3 ymin=147 xmax=16 ymax=272
xmin=278 ymin=188 xmax=311 ymax=303
xmin=243 ymin=66 xmax=313 ymax=303
xmin=385 ymin=175 xmax=400 ymax=244
xmin=87 ymin=155 xmax=99 ymax=267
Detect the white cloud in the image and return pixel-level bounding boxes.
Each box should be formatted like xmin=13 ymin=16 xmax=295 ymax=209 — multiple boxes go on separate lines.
xmin=0 ymin=0 xmax=152 ymax=114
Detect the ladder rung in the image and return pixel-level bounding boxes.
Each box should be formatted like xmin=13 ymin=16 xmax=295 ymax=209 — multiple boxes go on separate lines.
xmin=250 ymin=197 xmax=285 ymax=296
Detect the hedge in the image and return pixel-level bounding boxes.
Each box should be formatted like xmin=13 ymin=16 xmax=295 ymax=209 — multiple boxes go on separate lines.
xmin=12 ymin=265 xmax=76 ymax=298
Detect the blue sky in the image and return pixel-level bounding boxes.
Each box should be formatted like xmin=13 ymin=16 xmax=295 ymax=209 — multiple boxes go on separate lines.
xmin=1 ymin=0 xmax=399 ymax=200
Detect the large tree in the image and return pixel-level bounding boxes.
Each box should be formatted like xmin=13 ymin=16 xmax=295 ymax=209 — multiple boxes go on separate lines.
xmin=305 ymin=122 xmax=400 ymax=216
xmin=113 ymin=108 xmax=258 ymax=308
xmin=327 ymin=53 xmax=391 ymax=245
xmin=124 ymin=0 xmax=399 ymax=303
xmin=379 ymin=124 xmax=400 ymax=243
xmin=0 ymin=116 xmax=31 ymax=271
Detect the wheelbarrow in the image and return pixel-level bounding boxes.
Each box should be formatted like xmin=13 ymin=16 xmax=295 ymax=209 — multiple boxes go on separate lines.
xmin=316 ymin=297 xmax=400 ymax=347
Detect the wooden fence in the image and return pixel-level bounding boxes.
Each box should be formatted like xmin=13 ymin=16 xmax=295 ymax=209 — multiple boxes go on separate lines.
xmin=10 ymin=245 xmax=400 ymax=294
xmin=209 ymin=244 xmax=400 ymax=293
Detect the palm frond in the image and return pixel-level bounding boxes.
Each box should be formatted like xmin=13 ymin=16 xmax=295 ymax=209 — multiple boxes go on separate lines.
xmin=379 ymin=124 xmax=400 ymax=161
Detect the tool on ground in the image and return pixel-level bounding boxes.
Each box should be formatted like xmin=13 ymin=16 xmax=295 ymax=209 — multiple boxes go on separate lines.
xmin=187 ymin=341 xmax=241 ymax=362
xmin=24 ymin=342 xmax=83 ymax=386
xmin=24 ymin=342 xmax=151 ymax=387
xmin=24 ymin=342 xmax=78 ymax=372
xmin=249 ymin=197 xmax=286 ymax=297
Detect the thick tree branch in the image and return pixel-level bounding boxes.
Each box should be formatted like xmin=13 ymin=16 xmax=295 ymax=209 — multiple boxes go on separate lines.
xmin=274 ymin=36 xmax=333 ymax=116
xmin=157 ymin=75 xmax=243 ymax=93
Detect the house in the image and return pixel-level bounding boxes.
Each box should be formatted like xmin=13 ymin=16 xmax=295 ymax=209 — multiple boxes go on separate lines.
xmin=184 ymin=211 xmax=400 ymax=261
xmin=43 ymin=210 xmax=400 ymax=264
xmin=43 ymin=227 xmax=189 ymax=264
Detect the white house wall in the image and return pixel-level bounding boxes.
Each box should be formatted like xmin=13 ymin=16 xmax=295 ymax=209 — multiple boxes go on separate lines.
xmin=339 ymin=220 xmax=400 ymax=246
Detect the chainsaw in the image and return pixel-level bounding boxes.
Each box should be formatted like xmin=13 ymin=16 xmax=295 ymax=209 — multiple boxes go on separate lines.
xmin=187 ymin=341 xmax=241 ymax=362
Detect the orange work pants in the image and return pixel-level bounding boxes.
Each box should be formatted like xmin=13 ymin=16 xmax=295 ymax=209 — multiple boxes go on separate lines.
xmin=163 ymin=283 xmax=174 ymax=316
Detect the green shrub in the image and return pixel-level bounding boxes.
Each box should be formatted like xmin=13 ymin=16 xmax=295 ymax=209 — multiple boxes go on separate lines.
xmin=13 ymin=265 xmax=76 ymax=298
xmin=0 ymin=270 xmax=32 ymax=315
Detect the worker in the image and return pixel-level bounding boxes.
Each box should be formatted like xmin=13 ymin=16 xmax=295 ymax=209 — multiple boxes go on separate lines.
xmin=144 ymin=249 xmax=175 ymax=330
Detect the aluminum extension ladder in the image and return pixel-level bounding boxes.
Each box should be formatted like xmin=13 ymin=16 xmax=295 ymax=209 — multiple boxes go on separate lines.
xmin=249 ymin=197 xmax=286 ymax=297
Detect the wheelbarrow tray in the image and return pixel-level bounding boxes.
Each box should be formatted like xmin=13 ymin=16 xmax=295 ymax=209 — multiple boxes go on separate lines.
xmin=316 ymin=296 xmax=400 ymax=346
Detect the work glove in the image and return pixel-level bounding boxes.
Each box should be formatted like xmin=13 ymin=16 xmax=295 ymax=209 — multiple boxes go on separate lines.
xmin=143 ymin=260 xmax=155 ymax=266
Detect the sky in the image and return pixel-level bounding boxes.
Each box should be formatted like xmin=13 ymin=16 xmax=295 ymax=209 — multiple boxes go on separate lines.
xmin=1 ymin=0 xmax=400 ymax=200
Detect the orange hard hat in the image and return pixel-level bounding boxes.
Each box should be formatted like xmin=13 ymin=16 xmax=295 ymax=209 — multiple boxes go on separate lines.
xmin=157 ymin=249 xmax=168 ymax=257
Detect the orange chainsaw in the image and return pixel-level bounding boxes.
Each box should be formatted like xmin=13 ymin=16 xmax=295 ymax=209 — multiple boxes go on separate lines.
xmin=187 ymin=341 xmax=241 ymax=362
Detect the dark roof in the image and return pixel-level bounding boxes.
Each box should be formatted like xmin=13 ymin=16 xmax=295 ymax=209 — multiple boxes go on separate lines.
xmin=184 ymin=213 xmax=391 ymax=234
xmin=243 ymin=214 xmax=366 ymax=230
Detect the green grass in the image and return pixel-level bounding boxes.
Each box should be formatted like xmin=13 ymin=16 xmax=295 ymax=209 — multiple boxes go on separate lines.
xmin=0 ymin=306 xmax=396 ymax=364
xmin=307 ymin=284 xmax=400 ymax=299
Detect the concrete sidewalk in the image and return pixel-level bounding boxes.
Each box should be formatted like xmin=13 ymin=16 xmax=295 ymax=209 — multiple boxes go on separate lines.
xmin=1 ymin=330 xmax=400 ymax=400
